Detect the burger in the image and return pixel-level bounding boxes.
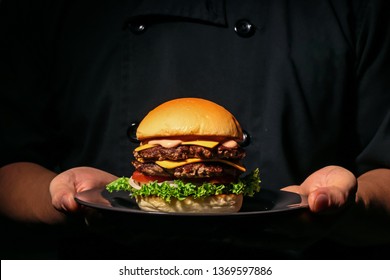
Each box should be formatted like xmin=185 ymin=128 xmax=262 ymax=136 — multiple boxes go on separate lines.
xmin=106 ymin=97 xmax=260 ymax=213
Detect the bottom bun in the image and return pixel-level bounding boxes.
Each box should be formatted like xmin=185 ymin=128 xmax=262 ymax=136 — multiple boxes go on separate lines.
xmin=135 ymin=194 xmax=243 ymax=213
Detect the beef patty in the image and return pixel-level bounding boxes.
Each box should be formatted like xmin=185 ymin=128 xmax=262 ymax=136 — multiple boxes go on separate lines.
xmin=132 ymin=161 xmax=242 ymax=179
xmin=132 ymin=144 xmax=245 ymax=179
xmin=134 ymin=144 xmax=245 ymax=161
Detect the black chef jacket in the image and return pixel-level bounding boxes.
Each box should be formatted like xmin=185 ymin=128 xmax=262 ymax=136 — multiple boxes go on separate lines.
xmin=1 ymin=0 xmax=390 ymax=259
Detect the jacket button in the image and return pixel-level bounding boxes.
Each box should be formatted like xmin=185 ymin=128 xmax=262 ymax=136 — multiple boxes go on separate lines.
xmin=128 ymin=22 xmax=146 ymax=34
xmin=234 ymin=19 xmax=255 ymax=38
xmin=240 ymin=130 xmax=251 ymax=147
xmin=127 ymin=122 xmax=140 ymax=143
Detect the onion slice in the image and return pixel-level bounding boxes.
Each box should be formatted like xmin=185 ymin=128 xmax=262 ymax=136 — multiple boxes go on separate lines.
xmin=129 ymin=177 xmax=142 ymax=190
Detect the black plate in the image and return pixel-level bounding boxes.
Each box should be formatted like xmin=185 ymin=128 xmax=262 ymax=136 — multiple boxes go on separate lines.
xmin=75 ymin=187 xmax=308 ymax=216
xmin=73 ymin=188 xmax=315 ymax=259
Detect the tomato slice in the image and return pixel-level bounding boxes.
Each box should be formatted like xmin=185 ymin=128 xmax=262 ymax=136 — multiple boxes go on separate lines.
xmin=131 ymin=171 xmax=172 ymax=184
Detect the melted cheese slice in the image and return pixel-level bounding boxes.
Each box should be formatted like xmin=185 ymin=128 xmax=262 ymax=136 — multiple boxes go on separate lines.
xmin=134 ymin=140 xmax=219 ymax=152
xmin=182 ymin=140 xmax=219 ymax=148
xmin=134 ymin=143 xmax=157 ymax=152
xmin=155 ymin=158 xmax=246 ymax=172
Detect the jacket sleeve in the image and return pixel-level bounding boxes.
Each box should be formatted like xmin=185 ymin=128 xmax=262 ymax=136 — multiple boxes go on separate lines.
xmin=354 ymin=0 xmax=390 ymax=175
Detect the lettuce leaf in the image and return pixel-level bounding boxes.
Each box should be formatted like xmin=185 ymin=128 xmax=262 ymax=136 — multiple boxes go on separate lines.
xmin=106 ymin=168 xmax=261 ymax=202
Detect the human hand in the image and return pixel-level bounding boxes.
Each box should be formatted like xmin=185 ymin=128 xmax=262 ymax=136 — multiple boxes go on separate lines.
xmin=249 ymin=166 xmax=358 ymax=254
xmin=283 ymin=165 xmax=357 ymax=213
xmin=49 ymin=167 xmax=118 ymax=213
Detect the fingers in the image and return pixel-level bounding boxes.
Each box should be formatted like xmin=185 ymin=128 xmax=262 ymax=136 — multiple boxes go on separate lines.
xmin=283 ymin=166 xmax=357 ymax=214
xmin=307 ymin=167 xmax=357 ymax=213
xmin=282 ymin=185 xmax=344 ymax=213
xmin=49 ymin=167 xmax=118 ymax=213
xmin=283 ymin=185 xmax=350 ymax=213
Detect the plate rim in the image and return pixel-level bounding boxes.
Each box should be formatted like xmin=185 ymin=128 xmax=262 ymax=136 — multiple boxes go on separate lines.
xmin=75 ymin=187 xmax=309 ymax=217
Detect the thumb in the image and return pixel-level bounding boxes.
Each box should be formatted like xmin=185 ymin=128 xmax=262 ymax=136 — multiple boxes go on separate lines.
xmin=308 ymin=187 xmax=348 ymax=213
xmin=60 ymin=191 xmax=80 ymax=212
xmin=50 ymin=181 xmax=80 ymax=212
xmin=49 ymin=171 xmax=80 ymax=213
